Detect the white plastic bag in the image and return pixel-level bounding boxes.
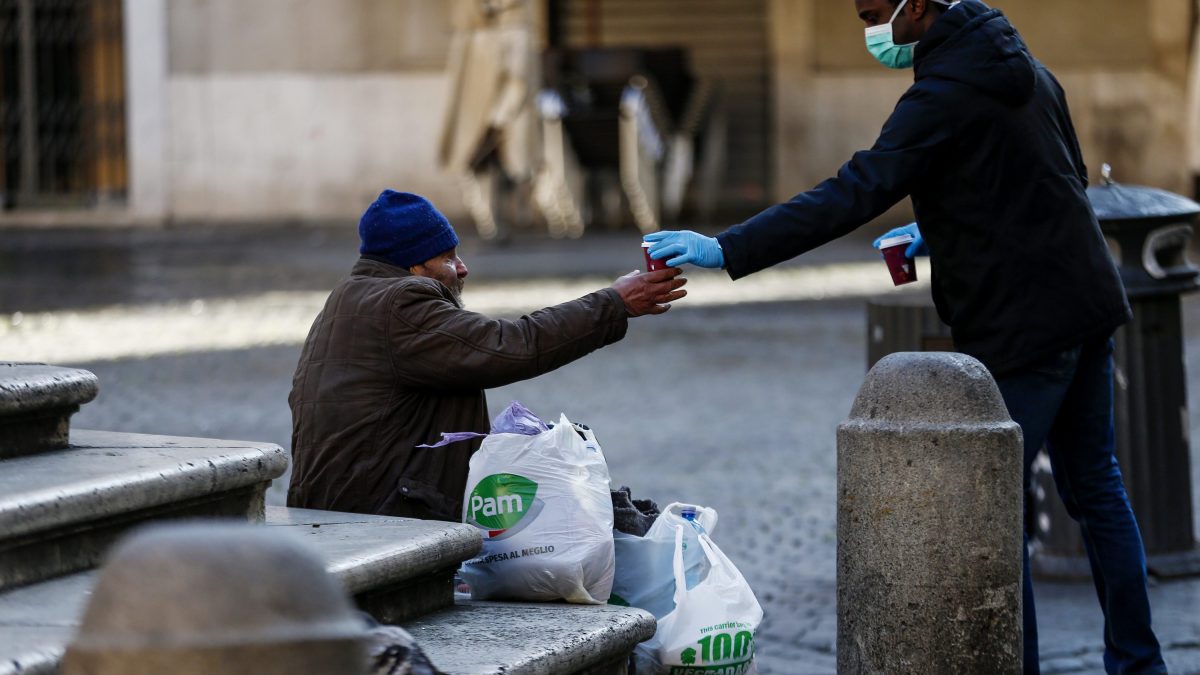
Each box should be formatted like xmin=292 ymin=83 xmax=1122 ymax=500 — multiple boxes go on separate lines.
xmin=611 ymin=503 xmax=718 ymax=618
xmin=459 ymin=414 xmax=614 ymax=604
xmin=636 ymin=523 xmax=763 ymax=674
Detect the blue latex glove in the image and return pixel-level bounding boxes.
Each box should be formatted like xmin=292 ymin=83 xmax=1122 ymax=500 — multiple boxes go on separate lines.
xmin=643 ymin=230 xmax=725 ymax=269
xmin=872 ymin=222 xmax=929 ymax=258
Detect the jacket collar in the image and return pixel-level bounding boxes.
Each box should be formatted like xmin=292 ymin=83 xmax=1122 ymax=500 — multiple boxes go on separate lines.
xmin=352 ymin=256 xmax=413 ymax=279
xmin=351 ymin=256 xmax=463 ymax=308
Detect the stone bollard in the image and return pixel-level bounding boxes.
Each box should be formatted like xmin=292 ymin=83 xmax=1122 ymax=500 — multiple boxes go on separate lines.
xmin=837 ymin=352 xmax=1024 ymax=673
xmin=61 ymin=522 xmax=370 ymax=675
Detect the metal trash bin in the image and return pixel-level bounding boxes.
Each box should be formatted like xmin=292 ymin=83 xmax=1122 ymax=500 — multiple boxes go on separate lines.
xmin=1032 ymin=166 xmax=1200 ymax=579
xmin=866 ymin=295 xmax=953 ymax=370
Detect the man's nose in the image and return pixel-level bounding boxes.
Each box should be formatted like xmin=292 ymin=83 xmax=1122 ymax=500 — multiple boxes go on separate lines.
xmin=456 ymin=260 xmax=469 ymax=279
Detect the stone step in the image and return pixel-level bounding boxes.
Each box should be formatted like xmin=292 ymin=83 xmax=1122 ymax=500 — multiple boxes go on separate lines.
xmin=0 ymin=508 xmax=484 ymax=674
xmin=0 ymin=570 xmax=88 ymax=674
xmin=404 ymin=600 xmax=657 ymax=675
xmin=0 ymin=364 xmax=97 ymax=459
xmin=0 ymin=429 xmax=286 ymax=591
xmin=0 ymin=584 xmax=655 ymax=675
xmin=263 ymin=506 xmax=482 ymax=624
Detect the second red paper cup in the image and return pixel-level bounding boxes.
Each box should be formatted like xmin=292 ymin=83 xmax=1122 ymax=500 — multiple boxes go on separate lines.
xmin=879 ymin=234 xmax=918 ymax=286
xmin=642 ymin=243 xmax=669 ymax=272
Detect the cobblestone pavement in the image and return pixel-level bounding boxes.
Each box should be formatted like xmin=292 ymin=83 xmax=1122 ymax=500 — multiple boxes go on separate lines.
xmin=7 ymin=225 xmax=1199 ymax=673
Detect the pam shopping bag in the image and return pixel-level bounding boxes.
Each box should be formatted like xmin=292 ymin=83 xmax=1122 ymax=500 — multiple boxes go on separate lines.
xmin=459 ymin=413 xmax=614 ymax=604
xmin=637 ymin=525 xmax=763 ymax=675
xmin=611 ymin=502 xmax=719 ymax=619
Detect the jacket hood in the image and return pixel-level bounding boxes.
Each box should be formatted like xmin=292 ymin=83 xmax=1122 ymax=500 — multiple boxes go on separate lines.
xmin=914 ymin=0 xmax=1035 ymax=106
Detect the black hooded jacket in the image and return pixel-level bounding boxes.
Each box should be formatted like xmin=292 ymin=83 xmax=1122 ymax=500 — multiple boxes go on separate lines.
xmin=716 ymin=0 xmax=1131 ymax=375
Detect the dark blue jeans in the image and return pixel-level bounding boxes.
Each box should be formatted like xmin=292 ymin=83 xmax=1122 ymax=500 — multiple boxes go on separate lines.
xmin=995 ymin=337 xmax=1166 ymax=674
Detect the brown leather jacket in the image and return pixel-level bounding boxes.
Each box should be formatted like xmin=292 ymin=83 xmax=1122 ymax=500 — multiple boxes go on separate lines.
xmin=287 ymin=257 xmax=628 ymax=521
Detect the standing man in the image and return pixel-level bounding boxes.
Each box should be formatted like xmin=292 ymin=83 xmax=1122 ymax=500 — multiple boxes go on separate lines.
xmin=289 ymin=190 xmax=685 ymax=524
xmin=645 ymin=1 xmax=1165 ymax=673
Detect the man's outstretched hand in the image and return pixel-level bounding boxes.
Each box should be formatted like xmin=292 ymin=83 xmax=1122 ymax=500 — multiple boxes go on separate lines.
xmin=612 ymin=268 xmax=688 ymax=317
xmin=643 ymin=230 xmax=725 ymax=269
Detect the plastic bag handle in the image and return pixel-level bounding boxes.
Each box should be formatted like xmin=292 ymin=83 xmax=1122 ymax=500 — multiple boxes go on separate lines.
xmin=696 ymin=532 xmax=724 ymax=568
xmin=672 ymin=525 xmax=687 ymax=608
xmin=696 ymin=533 xmax=735 ymax=584
xmin=673 ymin=525 xmax=728 ymax=608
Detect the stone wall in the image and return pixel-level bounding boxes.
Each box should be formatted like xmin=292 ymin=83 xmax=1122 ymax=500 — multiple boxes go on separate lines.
xmin=161 ymin=0 xmax=465 ymax=222
xmin=122 ymin=0 xmax=1197 ymax=224
xmin=768 ymin=0 xmax=1198 ymax=214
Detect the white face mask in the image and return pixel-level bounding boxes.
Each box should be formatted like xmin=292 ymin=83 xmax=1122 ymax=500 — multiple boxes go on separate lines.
xmin=864 ymin=0 xmax=959 ymax=70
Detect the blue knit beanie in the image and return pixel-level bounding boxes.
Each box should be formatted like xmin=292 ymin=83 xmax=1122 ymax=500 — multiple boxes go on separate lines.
xmin=358 ymin=190 xmax=460 ymax=269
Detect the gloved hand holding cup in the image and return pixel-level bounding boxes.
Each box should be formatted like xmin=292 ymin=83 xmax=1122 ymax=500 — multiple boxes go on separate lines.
xmin=873 ymin=222 xmax=926 ymax=286
xmin=643 ymin=230 xmax=725 ymax=269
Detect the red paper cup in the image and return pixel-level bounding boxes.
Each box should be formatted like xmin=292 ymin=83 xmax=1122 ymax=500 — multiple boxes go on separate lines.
xmin=879 ymin=234 xmax=918 ymax=286
xmin=642 ymin=243 xmax=669 ymax=272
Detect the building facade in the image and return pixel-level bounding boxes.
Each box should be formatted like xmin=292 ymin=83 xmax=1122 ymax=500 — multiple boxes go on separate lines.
xmin=1 ymin=0 xmax=1197 ymax=226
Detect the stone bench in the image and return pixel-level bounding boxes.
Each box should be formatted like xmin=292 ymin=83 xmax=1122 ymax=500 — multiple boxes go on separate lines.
xmin=0 ymin=364 xmax=97 ymax=459
xmin=0 ymin=429 xmax=286 ymax=590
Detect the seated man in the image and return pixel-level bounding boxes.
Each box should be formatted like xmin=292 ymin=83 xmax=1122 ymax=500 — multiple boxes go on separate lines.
xmin=288 ymin=190 xmax=685 ymax=521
